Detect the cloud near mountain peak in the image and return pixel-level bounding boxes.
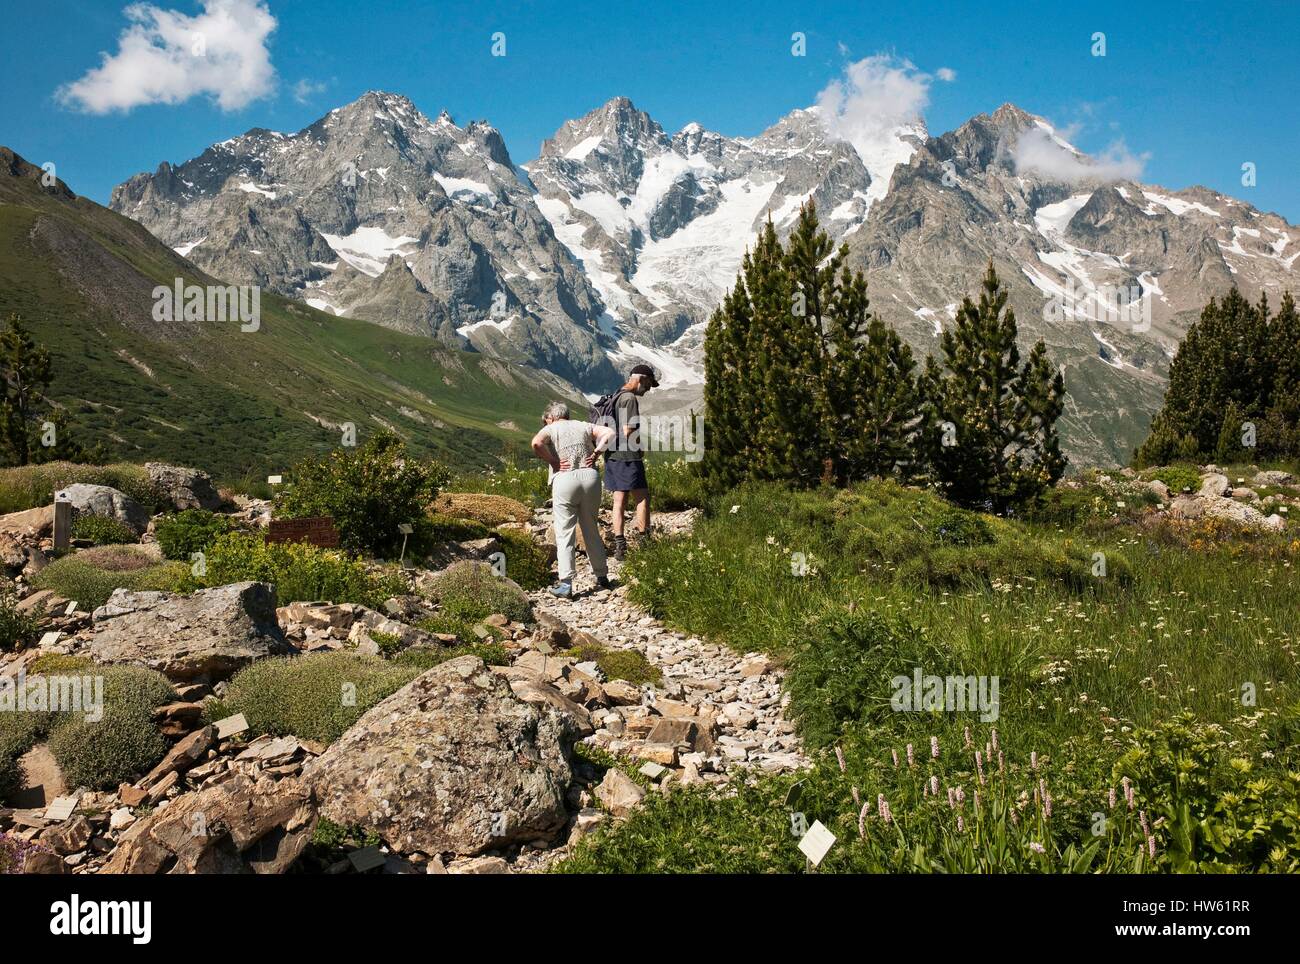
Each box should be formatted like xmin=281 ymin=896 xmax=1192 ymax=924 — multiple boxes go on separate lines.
xmin=57 ymin=0 xmax=277 ymax=114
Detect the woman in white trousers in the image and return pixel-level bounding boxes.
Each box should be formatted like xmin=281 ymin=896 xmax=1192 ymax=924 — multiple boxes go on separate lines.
xmin=531 ymin=401 xmax=616 ymax=598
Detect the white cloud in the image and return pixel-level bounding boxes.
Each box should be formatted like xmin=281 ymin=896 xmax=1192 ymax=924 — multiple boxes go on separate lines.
xmin=1013 ymin=127 xmax=1149 ymax=183
xmin=57 ymin=0 xmax=277 ymax=113
xmin=292 ymin=78 xmax=327 ymax=104
xmin=815 ymin=55 xmax=934 ymax=137
xmin=936 ymin=67 xmax=957 ymax=82
xmin=813 ymin=55 xmax=936 ymax=192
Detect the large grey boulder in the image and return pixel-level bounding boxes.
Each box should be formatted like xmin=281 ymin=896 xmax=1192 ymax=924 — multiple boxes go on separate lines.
xmin=145 ymin=462 xmax=223 ymax=511
xmin=147 ymin=462 xmax=223 ymax=514
xmin=304 ymin=655 xmax=573 ymax=857
xmin=56 ymin=483 xmax=149 ymax=535
xmin=90 ymin=582 xmax=289 ymax=682
xmin=1198 ymin=473 xmax=1231 ymax=499
xmin=1253 ymin=470 xmax=1297 ymax=487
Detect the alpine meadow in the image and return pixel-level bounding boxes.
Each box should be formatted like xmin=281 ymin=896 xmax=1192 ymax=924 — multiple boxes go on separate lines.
xmin=0 ymin=0 xmax=1297 ymax=933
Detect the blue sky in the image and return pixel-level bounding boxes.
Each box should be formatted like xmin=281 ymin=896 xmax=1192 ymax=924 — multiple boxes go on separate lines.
xmin=3 ymin=0 xmax=1298 ymax=219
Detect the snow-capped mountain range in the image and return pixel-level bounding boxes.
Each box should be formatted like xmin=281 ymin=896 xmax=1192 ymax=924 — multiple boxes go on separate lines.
xmin=110 ymin=91 xmax=1298 ymax=465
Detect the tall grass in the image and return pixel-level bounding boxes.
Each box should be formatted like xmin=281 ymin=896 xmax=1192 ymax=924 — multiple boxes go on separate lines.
xmin=562 ymin=478 xmax=1300 ymax=873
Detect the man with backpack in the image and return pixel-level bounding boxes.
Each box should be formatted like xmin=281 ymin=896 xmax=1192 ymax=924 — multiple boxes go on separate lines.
xmin=590 ymin=364 xmax=658 ymax=560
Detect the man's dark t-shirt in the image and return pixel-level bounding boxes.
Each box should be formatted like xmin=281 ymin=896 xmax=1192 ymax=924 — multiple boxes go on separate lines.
xmin=608 ymin=392 xmax=643 ymax=462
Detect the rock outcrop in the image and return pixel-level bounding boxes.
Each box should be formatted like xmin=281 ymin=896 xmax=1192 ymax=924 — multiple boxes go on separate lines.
xmin=55 ymin=483 xmax=150 ymax=535
xmin=305 ymin=655 xmax=573 ymax=857
xmin=103 ymin=773 xmax=316 ymax=874
xmin=90 ymin=582 xmax=290 ymax=682
xmin=145 ymin=462 xmax=223 ymax=511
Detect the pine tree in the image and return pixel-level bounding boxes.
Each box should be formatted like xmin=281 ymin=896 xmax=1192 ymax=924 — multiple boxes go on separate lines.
xmin=0 ymin=314 xmax=56 ymax=466
xmin=1134 ymin=287 xmax=1298 ymax=466
xmin=921 ymin=265 xmax=1067 ymax=512
xmin=701 ymin=203 xmax=924 ymax=488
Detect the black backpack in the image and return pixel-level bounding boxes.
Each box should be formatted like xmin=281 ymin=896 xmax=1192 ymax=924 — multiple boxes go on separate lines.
xmin=589 ymin=390 xmax=627 ymax=453
xmin=589 ymin=390 xmax=626 ymax=426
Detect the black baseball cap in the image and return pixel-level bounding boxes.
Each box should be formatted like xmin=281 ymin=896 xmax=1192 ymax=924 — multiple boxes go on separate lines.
xmin=629 ymin=363 xmax=659 ymax=388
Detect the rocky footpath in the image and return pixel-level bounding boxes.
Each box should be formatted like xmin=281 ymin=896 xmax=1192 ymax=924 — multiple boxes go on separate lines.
xmin=1 ymin=479 xmax=808 ymax=875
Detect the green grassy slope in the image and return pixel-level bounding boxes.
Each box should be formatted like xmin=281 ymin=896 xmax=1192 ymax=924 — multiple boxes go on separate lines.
xmin=0 ymin=147 xmax=573 ymax=480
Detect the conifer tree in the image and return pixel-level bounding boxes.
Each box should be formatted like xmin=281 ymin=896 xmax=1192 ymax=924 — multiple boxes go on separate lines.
xmin=921 ymin=265 xmax=1067 ymax=511
xmin=1134 ymin=287 xmax=1299 ymax=466
xmin=701 ymin=204 xmax=924 ymax=487
xmin=0 ymin=314 xmax=84 ymax=466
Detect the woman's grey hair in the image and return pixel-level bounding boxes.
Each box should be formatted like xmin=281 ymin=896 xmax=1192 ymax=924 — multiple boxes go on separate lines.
xmin=543 ymin=400 xmax=569 ymax=421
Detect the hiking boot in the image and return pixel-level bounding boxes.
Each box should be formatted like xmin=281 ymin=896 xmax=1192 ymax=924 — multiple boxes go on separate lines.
xmin=548 ymin=581 xmax=573 ymax=599
xmin=613 ymin=535 xmax=627 ymax=561
xmin=595 ymin=575 xmax=615 ymax=591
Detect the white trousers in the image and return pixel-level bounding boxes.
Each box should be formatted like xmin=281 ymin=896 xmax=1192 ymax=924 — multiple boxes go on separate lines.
xmin=551 ymin=467 xmax=607 ymax=582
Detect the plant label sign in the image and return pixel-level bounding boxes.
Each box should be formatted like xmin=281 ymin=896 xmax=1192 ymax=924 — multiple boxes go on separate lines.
xmin=266 ymin=516 xmax=340 ymax=548
xmin=214 ymin=713 xmax=249 ymax=740
xmin=347 ymin=846 xmax=387 ymax=872
xmin=44 ymin=793 xmax=81 ymax=822
xmin=798 ymin=820 xmax=836 ymax=866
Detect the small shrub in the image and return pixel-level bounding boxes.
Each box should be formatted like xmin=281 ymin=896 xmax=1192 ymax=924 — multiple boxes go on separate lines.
xmin=1143 ymin=464 xmax=1202 ymax=495
xmin=32 ymin=549 xmax=193 ymax=608
xmin=564 ymin=641 xmax=661 ymax=686
xmin=277 ymin=432 xmax=449 ymax=557
xmin=492 ymin=527 xmax=551 ymax=591
xmin=204 ymin=531 xmax=402 ymax=607
xmin=0 ymin=711 xmax=55 ymax=802
xmin=646 ymin=458 xmax=713 ymax=510
xmin=367 ymin=630 xmax=406 ymax=658
xmin=219 ymin=652 xmax=420 ymax=745
xmin=71 ymin=514 xmax=138 ymax=546
xmin=432 ymin=492 xmax=531 ymax=526
xmin=931 ymin=507 xmax=994 ymax=547
xmin=422 ymin=560 xmax=532 ymax=624
xmin=417 ymin=514 xmax=491 ymax=544
xmin=155 ymin=509 xmax=234 ymax=561
xmin=47 ymin=666 xmax=174 ymax=790
xmin=0 ymin=587 xmax=42 ymax=652
xmin=26 ymin=653 xmax=92 ymax=675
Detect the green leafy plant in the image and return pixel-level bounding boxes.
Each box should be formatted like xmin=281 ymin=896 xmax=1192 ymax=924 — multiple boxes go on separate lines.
xmin=155 ymin=509 xmax=234 ymax=561
xmin=492 ymin=527 xmax=551 ymax=591
xmin=277 ymin=432 xmax=449 ymax=557
xmin=784 ymin=608 xmax=950 ymax=749
xmin=31 ymin=547 xmax=193 ymax=608
xmin=203 ymin=531 xmax=403 ymax=608
xmin=1143 ymin=464 xmax=1202 ymax=495
xmin=70 ymin=513 xmax=138 ymax=546
xmin=0 ymin=585 xmax=42 ymax=652
xmin=563 ymin=640 xmax=661 ymax=686
xmin=394 ymin=642 xmax=510 ymax=671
